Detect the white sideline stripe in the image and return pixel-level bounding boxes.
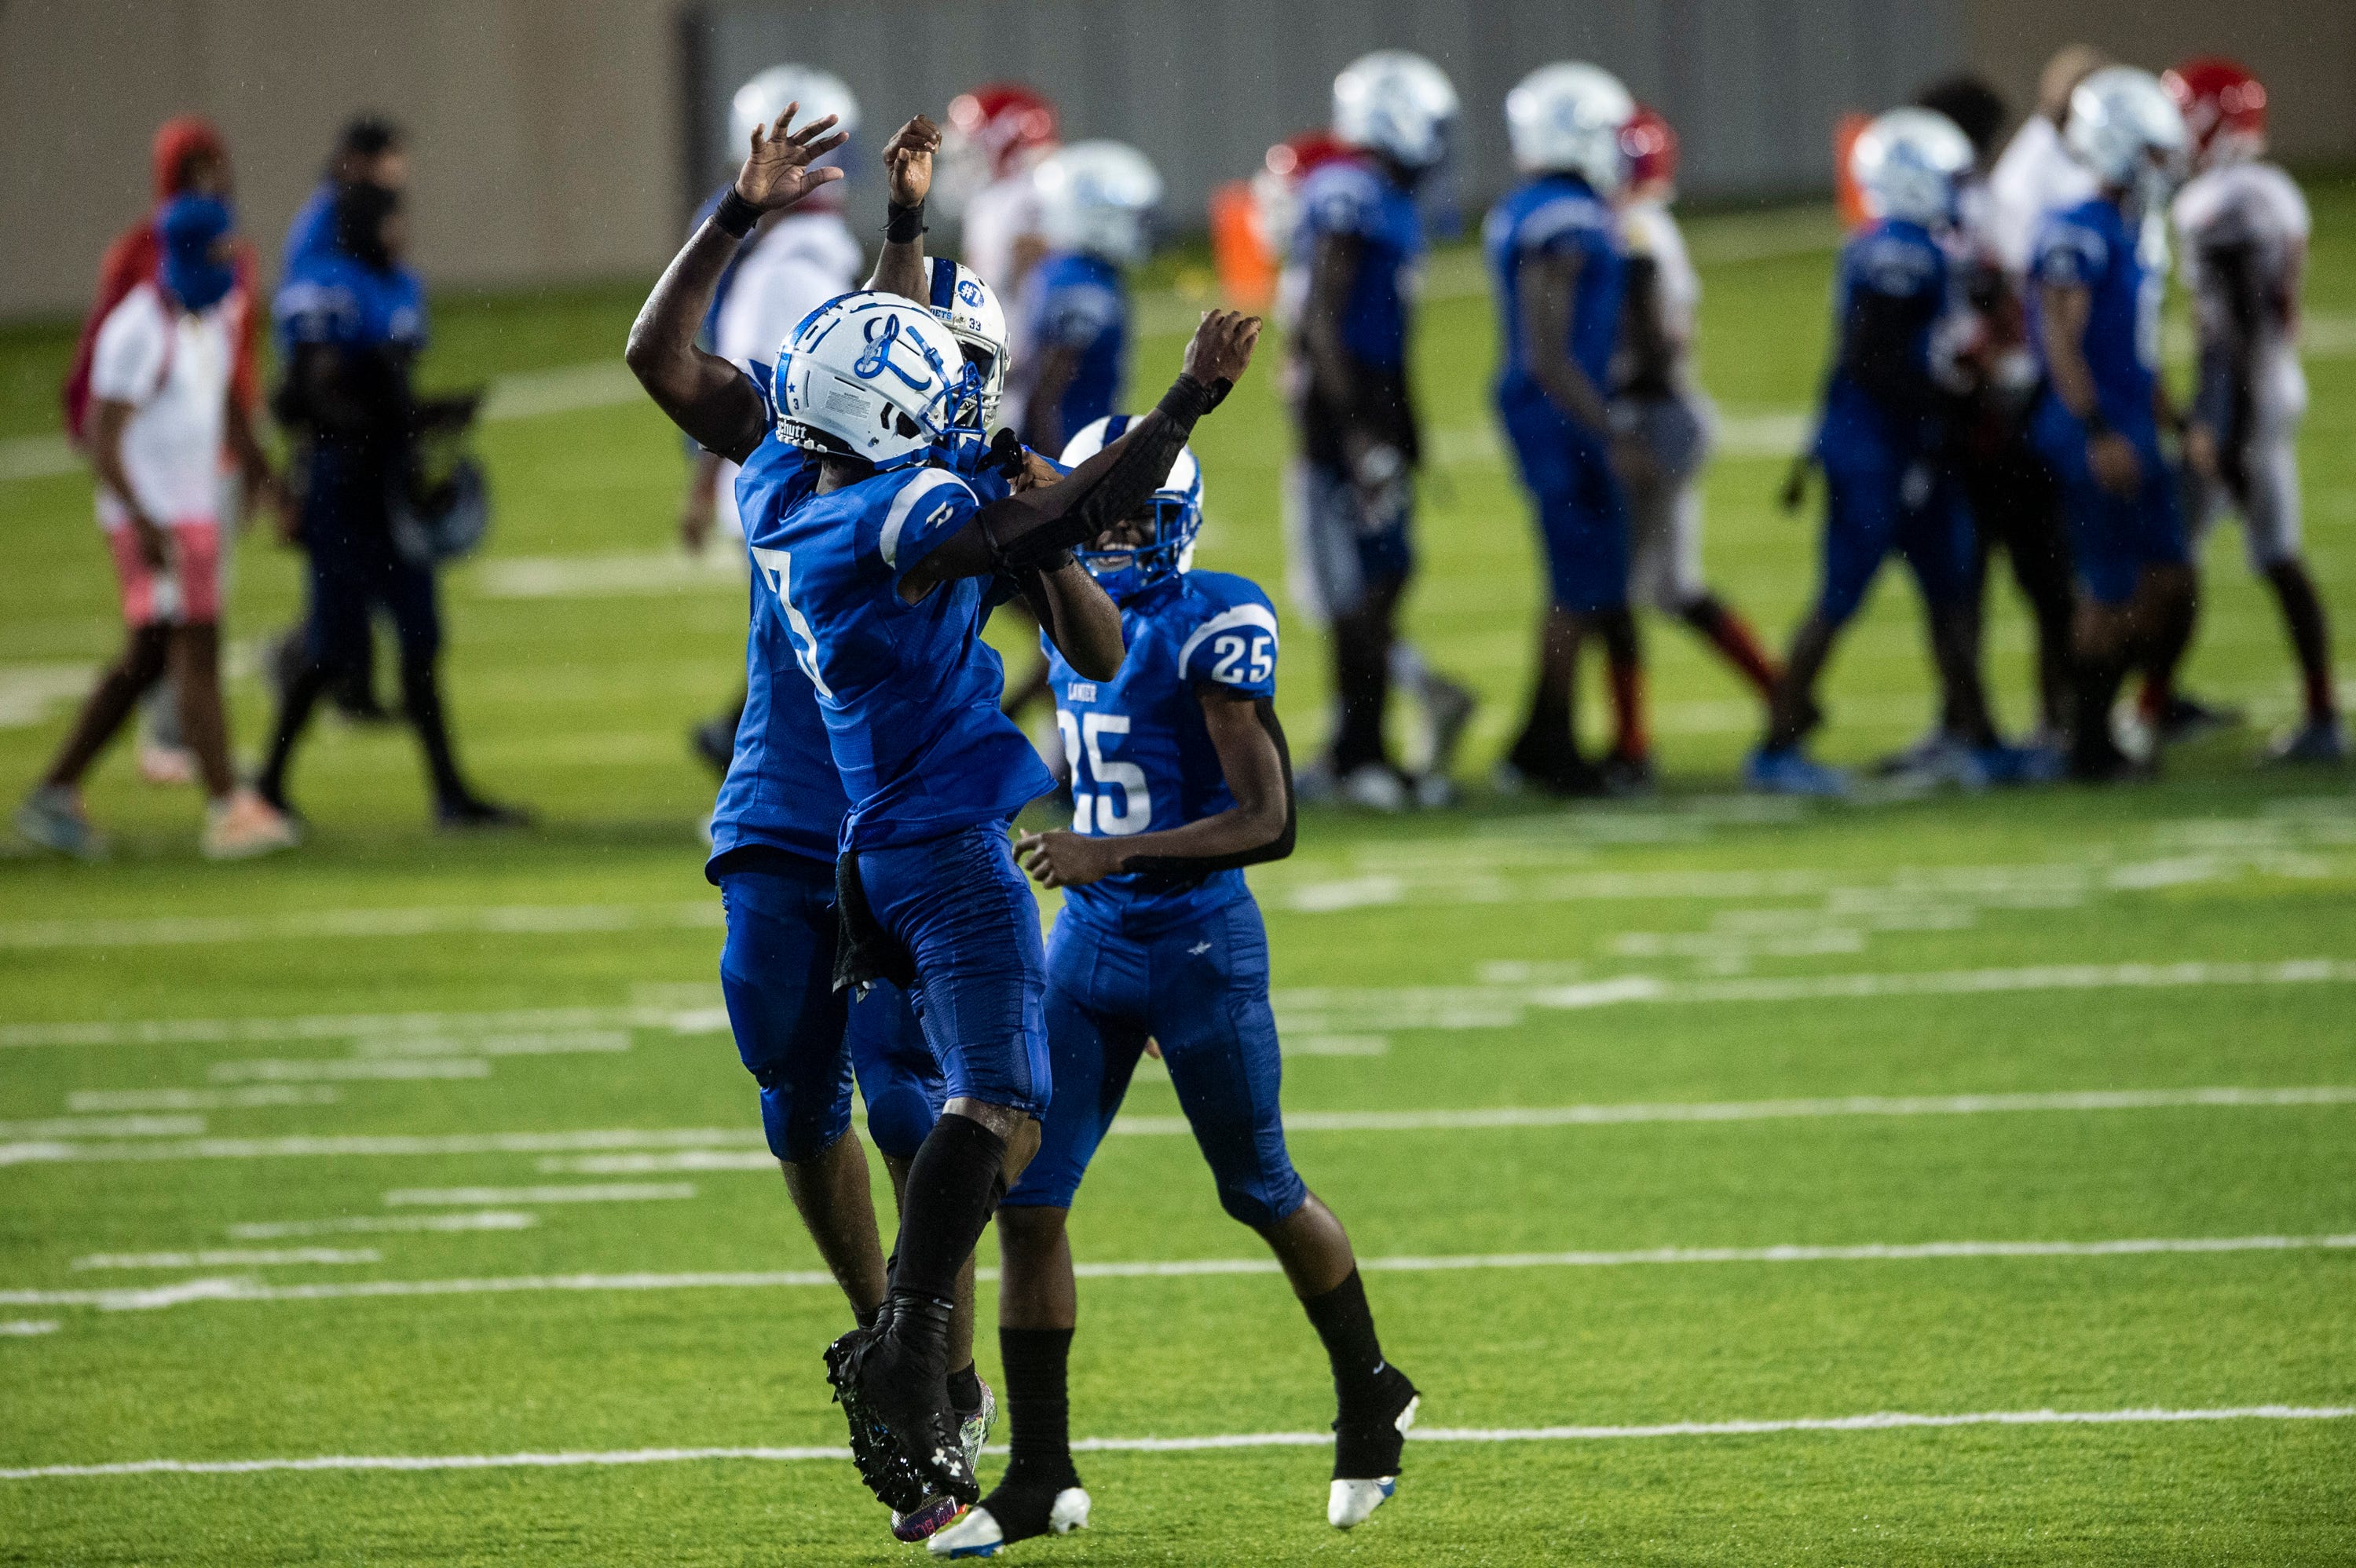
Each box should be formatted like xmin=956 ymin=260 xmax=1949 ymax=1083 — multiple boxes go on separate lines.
xmin=0 ymin=1320 xmax=60 ymax=1337
xmin=0 ymin=1127 xmax=758 ymax=1168
xmin=2 ymin=1004 xmax=725 ymax=1051
xmin=350 ymin=1031 xmax=631 ymax=1058
xmin=5 ymin=1405 xmax=2350 ymax=1480
xmin=0 ymin=1115 xmax=203 ymax=1139
xmin=209 ymin=1058 xmax=492 ymax=1083
xmin=227 ymin=1212 xmax=537 ymax=1241
xmin=72 ymin=1249 xmax=379 ymax=1271
xmin=5 ymin=1234 xmax=2346 ymax=1313
xmin=382 ymin=1184 xmax=695 ymax=1207
xmin=67 ymin=1087 xmax=339 ymax=1113
xmin=0 ymin=904 xmax=720 ymax=952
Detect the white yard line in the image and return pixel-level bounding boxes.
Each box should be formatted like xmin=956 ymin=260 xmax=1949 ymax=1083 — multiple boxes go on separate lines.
xmin=209 ymin=1059 xmax=492 ymax=1083
xmin=5 ymin=1234 xmax=2346 ymax=1314
xmin=0 ymin=1127 xmax=759 ymax=1168
xmin=3 ymin=1004 xmax=723 ymax=1051
xmin=3 ymin=1403 xmax=2348 ymax=1480
xmin=227 ymin=1212 xmax=536 ymax=1241
xmin=73 ymin=1249 xmax=379 ymax=1272
xmin=349 ymin=1031 xmax=631 ymax=1058
xmin=0 ymin=1115 xmax=203 ymax=1139
xmin=382 ymin=1183 xmax=696 ymax=1207
xmin=0 ymin=904 xmax=719 ymax=951
xmin=0 ymin=1320 xmax=60 ymax=1337
xmin=67 ymin=1087 xmax=339 ymax=1113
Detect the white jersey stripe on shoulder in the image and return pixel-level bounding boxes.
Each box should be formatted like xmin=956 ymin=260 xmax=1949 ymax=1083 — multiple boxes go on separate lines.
xmin=879 ymin=468 xmax=971 ymax=570
xmin=1176 ymin=604 xmax=1280 ymax=678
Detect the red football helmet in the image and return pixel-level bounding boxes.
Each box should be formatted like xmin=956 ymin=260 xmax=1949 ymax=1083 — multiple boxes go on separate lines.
xmin=1263 ymin=129 xmax=1356 ymax=185
xmin=946 ymin=82 xmax=1060 ymax=181
xmin=2162 ymin=57 xmax=2268 ymax=164
xmin=1622 ymin=105 xmax=1679 ymax=191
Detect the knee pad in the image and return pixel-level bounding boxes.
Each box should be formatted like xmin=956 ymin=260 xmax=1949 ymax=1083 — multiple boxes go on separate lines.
xmin=861 ymin=1080 xmax=939 ymax=1164
xmin=1216 ymin=1166 xmax=1308 ymax=1232
xmin=759 ymin=1076 xmax=854 ymax=1164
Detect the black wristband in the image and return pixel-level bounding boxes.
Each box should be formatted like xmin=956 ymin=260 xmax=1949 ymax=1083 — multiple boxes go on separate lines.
xmin=1157 ymin=374 xmax=1224 ymax=427
xmin=713 ymin=189 xmax=762 ymax=239
xmin=885 ymin=199 xmax=927 ymax=244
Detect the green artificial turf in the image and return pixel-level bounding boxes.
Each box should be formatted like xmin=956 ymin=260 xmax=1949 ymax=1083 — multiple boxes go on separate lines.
xmin=1 ymin=188 xmax=2352 ymax=1563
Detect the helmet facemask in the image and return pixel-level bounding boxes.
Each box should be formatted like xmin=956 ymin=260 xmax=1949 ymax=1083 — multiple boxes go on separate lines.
xmin=1078 ymin=491 xmax=1200 ymax=602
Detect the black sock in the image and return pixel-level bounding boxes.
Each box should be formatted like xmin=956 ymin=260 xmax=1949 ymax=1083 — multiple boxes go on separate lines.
xmin=1301 ymin=1268 xmax=1389 ymax=1420
xmin=890 ymin=1113 xmax=1008 ymax=1303
xmin=997 ymin=1325 xmax=1078 ymax=1490
xmin=946 ymin=1362 xmax=982 ymax=1414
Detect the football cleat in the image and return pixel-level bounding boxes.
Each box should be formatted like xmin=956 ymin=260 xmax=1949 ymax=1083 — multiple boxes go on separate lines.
xmin=1330 ymin=1365 xmax=1419 ymax=1530
xmin=1420 ymin=674 xmax=1479 ymax=783
xmin=2151 ymin=693 xmax=2244 ymax=747
xmin=1744 ymin=746 xmax=1849 ymax=798
xmin=823 ymin=1328 xmax=934 ymax=1517
xmin=1337 ymin=763 xmax=1410 ymax=813
xmin=1600 ymin=750 xmax=1656 ymax=798
xmin=927 ymin=1487 xmax=1092 ymax=1558
xmin=894 ymin=1376 xmax=997 ymax=1542
xmin=15 ymin=786 xmax=107 ymax=861
xmin=830 ymin=1300 xmax=979 ymax=1511
xmin=1973 ymin=743 xmax=2065 ymax=788
xmin=2261 ymin=718 xmax=2347 ymax=767
xmin=1328 ymin=1476 xmax=1399 ymax=1530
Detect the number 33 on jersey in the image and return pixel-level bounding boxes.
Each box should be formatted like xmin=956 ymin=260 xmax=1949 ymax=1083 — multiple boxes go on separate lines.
xmin=1045 ymin=570 xmax=1280 ymax=924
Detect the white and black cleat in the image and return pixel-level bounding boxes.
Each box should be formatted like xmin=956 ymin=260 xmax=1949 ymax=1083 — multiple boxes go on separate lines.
xmin=928 ymin=1486 xmax=1091 ymax=1557
xmin=894 ymin=1377 xmax=998 ymax=1542
xmin=1329 ymin=1365 xmax=1419 ymax=1530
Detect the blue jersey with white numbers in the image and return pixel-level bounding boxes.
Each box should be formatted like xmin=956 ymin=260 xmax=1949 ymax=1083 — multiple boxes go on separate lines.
xmin=754 ymin=453 xmax=1052 ymax=851
xmin=1025 ymin=250 xmax=1128 ymax=439
xmin=1045 ymin=570 xmax=1279 ymax=938
xmin=1816 ymin=217 xmax=1949 ymax=464
xmin=1295 ymin=159 xmax=1424 ymax=368
xmin=1484 ymin=172 xmax=1624 ymax=415
xmin=2028 ymin=196 xmax=2163 ymax=438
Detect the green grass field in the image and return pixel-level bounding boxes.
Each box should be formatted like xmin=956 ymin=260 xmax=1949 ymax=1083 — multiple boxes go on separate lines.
xmin=2 ymin=187 xmax=2354 ymax=1565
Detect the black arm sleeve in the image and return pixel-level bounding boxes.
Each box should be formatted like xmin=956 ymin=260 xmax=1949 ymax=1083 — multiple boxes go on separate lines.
xmin=978 ymin=375 xmax=1224 ymax=574
xmin=1840 ymin=287 xmax=1943 ymax=423
xmin=2197 ymin=239 xmax=2263 ymax=459
xmin=1121 ymin=699 xmax=1297 ymax=887
xmin=1616 ymin=255 xmax=1676 ymax=400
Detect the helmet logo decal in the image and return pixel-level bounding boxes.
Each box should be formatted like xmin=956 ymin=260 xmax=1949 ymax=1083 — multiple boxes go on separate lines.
xmin=956 ymin=277 xmax=985 ymax=307
xmin=854 ymin=313 xmax=931 ymax=389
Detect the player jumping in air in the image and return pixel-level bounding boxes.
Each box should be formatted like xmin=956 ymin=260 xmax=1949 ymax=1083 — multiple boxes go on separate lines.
xmin=2026 ymin=68 xmax=2197 ymax=780
xmin=1752 ymin=108 xmax=2025 ymax=795
xmin=629 ymin=101 xmax=1263 ymax=1522
xmin=2164 ymin=57 xmax=2343 ymax=764
xmin=927 ymin=418 xmax=1418 ymax=1556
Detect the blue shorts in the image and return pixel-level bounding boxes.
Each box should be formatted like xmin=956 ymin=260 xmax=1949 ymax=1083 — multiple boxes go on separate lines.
xmin=1501 ymin=400 xmax=1630 ymax=614
xmin=1005 ymin=897 xmax=1307 ymax=1230
xmin=2036 ymin=412 xmax=2189 ymax=607
xmin=1816 ymin=456 xmax=1978 ymax=627
xmin=718 ymin=853 xmax=942 ymax=1163
xmin=855 ymin=824 xmax=1050 ymax=1117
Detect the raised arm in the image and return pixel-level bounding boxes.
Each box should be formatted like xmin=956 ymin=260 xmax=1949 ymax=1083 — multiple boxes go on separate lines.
xmin=1016 ymin=687 xmax=1293 ymax=890
xmin=624 ymin=105 xmax=847 ymax=462
xmin=865 ymin=115 xmax=939 ymax=302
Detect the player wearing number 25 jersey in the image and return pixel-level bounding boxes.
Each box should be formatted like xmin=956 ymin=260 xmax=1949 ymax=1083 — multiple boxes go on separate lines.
xmin=929 ymin=416 xmax=1418 ymax=1559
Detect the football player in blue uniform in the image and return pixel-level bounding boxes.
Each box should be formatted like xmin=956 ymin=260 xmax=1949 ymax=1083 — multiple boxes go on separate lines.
xmin=1487 ymin=63 xmax=1647 ymax=796
xmin=627 ymin=101 xmax=1264 ymax=1519
xmin=1750 ymin=108 xmax=2016 ymax=795
xmin=1012 ymin=141 xmax=1159 ymax=457
xmin=2026 ymin=68 xmax=2197 ymax=779
xmin=925 ymin=416 xmax=1417 ymax=1557
xmin=1290 ymin=51 xmax=1473 ymax=810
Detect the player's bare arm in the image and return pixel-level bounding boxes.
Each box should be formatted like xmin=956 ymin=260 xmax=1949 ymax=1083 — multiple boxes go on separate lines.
xmin=89 ymin=399 xmax=168 ymax=568
xmin=866 ymin=115 xmax=940 ymax=302
xmin=2035 ymin=278 xmax=2139 ymax=496
xmin=1520 ymin=249 xmax=1613 ymax=434
xmin=1020 ymin=343 xmax=1082 ymax=454
xmin=1017 ymin=685 xmax=1293 ymax=889
xmin=625 ymin=104 xmax=847 ymax=462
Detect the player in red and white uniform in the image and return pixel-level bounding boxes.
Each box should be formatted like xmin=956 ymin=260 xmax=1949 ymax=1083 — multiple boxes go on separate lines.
xmin=945 ymin=82 xmax=1060 ymax=304
xmin=17 ymin=196 xmax=298 ymax=861
xmin=2165 ymin=57 xmax=2342 ymax=763
xmin=1610 ymin=107 xmax=1780 ymax=732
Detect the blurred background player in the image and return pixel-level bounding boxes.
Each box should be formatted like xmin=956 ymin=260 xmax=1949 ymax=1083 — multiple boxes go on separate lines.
xmin=943 ymin=82 xmax=1059 ymax=301
xmin=1288 ymin=51 xmax=1474 ymax=811
xmin=932 ymin=415 xmax=1416 ymax=1555
xmin=681 ymin=64 xmax=865 ymax=777
xmin=1487 ymin=63 xmax=1647 ymax=798
xmin=2028 ymin=67 xmax=2197 ymax=780
xmin=2165 ymin=57 xmax=2343 ymax=764
xmin=17 ymin=194 xmax=298 ymax=861
xmin=268 ymin=117 xmax=412 ymax=727
xmin=1988 ymin=46 xmax=2106 ymax=279
xmin=1611 ymin=103 xmax=1782 ymax=762
xmin=60 ymin=116 xmax=266 ymax=791
xmin=1753 ymin=108 xmax=2016 ymax=797
xmin=258 ymin=163 xmax=525 ymax=829
xmin=1917 ymin=73 xmax=2079 ymax=758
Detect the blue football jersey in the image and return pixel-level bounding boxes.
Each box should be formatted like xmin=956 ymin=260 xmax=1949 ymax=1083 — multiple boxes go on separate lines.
xmin=1045 ymin=571 xmax=1280 ymax=937
xmin=1484 ymin=172 xmax=1625 ymax=413
xmin=1814 ymin=217 xmax=1950 ymax=462
xmin=1293 ymin=159 xmax=1424 ymax=369
xmin=1023 ymin=250 xmax=1128 ymax=440
xmin=2028 ymin=196 xmax=2164 ymax=437
xmin=752 ymin=451 xmax=1054 ymax=850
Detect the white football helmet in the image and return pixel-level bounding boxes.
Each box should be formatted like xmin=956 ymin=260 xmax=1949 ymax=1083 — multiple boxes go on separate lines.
xmin=1059 ymin=414 xmax=1203 ymax=598
xmin=2065 ymin=65 xmax=2189 ymax=213
xmin=1332 ymin=51 xmax=1459 ymax=170
xmin=1505 ymin=63 xmax=1637 ymax=191
xmin=1848 ymin=107 xmax=1975 ymax=228
xmin=922 ymin=257 xmax=1010 ymax=427
xmin=730 ymin=64 xmax=860 ymax=165
xmin=774 ymin=291 xmax=982 ymax=469
xmin=1034 ymin=141 xmax=1163 ymax=264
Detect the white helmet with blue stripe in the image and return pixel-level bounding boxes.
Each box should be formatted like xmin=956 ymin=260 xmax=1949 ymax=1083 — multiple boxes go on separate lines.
xmin=1034 ymin=141 xmax=1164 ymax=264
xmin=1849 ymin=107 xmax=1975 ymax=227
xmin=1505 ymin=63 xmax=1637 ymax=192
xmin=2065 ymin=66 xmax=2189 ymax=214
xmin=1333 ymin=50 xmax=1460 ymax=170
xmin=1059 ymin=414 xmax=1202 ymax=600
xmin=774 ymin=291 xmax=982 ymax=470
xmin=922 ymin=257 xmax=1009 ymax=428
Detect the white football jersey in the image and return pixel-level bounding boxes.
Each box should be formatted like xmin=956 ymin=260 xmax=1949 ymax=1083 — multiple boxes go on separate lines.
xmin=1620 ymin=198 xmax=1699 ymax=349
xmin=712 ymin=209 xmax=864 ymax=538
xmin=960 ymin=170 xmax=1045 ymax=298
xmin=2174 ymin=161 xmax=2310 ymax=418
xmin=1987 ymin=115 xmax=2097 ymax=276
